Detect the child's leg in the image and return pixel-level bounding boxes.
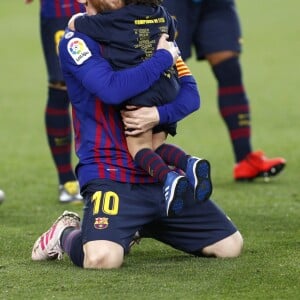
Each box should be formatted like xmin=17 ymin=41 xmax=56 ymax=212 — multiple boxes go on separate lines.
xmin=154 ymin=142 xmax=190 ymax=172
xmin=127 ymin=132 xmax=188 ymax=216
xmin=127 ymin=131 xmax=171 ymax=183
xmin=154 ymin=140 xmax=212 ymax=203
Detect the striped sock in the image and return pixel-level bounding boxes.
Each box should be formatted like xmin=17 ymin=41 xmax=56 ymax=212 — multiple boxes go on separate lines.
xmin=212 ymin=57 xmax=252 ymax=162
xmin=45 ymin=87 xmax=76 ymax=184
xmin=134 ymin=148 xmax=171 ymax=183
xmin=155 ymin=144 xmax=189 ymax=171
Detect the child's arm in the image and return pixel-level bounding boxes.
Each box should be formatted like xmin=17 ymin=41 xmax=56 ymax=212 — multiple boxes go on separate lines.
xmin=68 ymin=13 xmax=110 ymax=43
xmin=68 ymin=13 xmax=86 ymax=31
xmin=121 ymin=58 xmax=201 ymax=135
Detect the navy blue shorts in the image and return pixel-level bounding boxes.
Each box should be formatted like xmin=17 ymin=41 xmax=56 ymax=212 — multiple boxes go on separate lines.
xmin=163 ymin=0 xmax=242 ymax=60
xmin=40 ymin=17 xmax=69 ymax=83
xmin=80 ymin=178 xmax=237 ymax=255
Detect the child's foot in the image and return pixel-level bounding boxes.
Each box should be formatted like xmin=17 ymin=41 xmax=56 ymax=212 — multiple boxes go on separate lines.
xmin=186 ymin=157 xmax=212 ymax=202
xmin=163 ymin=171 xmax=188 ymax=216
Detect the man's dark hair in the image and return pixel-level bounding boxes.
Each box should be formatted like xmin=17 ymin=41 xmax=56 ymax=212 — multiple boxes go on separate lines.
xmin=124 ymin=0 xmax=163 ymax=5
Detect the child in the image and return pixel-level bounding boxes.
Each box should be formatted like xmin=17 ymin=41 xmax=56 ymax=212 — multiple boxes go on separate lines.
xmin=69 ymin=0 xmax=212 ymax=216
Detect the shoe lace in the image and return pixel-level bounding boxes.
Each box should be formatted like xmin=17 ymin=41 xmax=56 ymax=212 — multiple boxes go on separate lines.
xmin=63 ymin=214 xmax=80 ymax=227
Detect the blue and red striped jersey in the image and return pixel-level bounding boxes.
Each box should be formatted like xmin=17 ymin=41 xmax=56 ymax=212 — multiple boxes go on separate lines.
xmin=40 ymin=0 xmax=85 ymax=18
xmin=59 ymin=30 xmax=175 ymax=186
xmin=59 ymin=29 xmax=200 ymax=187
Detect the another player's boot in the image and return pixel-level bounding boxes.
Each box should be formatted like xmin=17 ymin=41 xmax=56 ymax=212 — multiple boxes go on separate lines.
xmin=31 ymin=211 xmax=80 ymax=261
xmin=234 ymin=150 xmax=286 ymax=181
xmin=163 ymin=171 xmax=188 ymax=216
xmin=59 ymin=181 xmax=83 ymax=204
xmin=186 ymin=157 xmax=212 ymax=202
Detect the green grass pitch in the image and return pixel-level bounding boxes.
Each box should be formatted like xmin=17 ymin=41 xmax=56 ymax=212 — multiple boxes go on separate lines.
xmin=0 ymin=1 xmax=299 ymax=299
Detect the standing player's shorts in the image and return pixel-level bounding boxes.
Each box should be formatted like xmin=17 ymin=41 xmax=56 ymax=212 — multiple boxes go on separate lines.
xmin=80 ymin=178 xmax=237 ymax=255
xmin=163 ymin=0 xmax=242 ymax=60
xmin=40 ymin=17 xmax=70 ymax=83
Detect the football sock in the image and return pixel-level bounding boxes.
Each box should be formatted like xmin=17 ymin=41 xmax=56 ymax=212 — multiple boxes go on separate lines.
xmin=61 ymin=228 xmax=84 ymax=267
xmin=134 ymin=148 xmax=171 ymax=183
xmin=45 ymin=87 xmax=76 ymax=184
xmin=155 ymin=144 xmax=189 ymax=171
xmin=212 ymin=56 xmax=252 ymax=162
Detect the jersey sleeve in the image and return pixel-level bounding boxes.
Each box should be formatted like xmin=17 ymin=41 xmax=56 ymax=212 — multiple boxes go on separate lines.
xmin=157 ymin=58 xmax=201 ymax=124
xmin=59 ymin=30 xmax=173 ymax=105
xmin=74 ymin=14 xmax=111 ymax=43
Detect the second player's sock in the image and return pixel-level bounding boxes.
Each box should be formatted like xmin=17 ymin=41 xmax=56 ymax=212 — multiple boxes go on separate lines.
xmin=212 ymin=56 xmax=252 ymax=162
xmin=45 ymin=87 xmax=76 ymax=184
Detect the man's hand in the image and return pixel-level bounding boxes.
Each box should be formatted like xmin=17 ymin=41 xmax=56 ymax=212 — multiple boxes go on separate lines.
xmin=121 ymin=106 xmax=160 ymax=136
xmin=24 ymin=0 xmax=34 ymax=4
xmin=157 ymin=34 xmax=180 ymax=65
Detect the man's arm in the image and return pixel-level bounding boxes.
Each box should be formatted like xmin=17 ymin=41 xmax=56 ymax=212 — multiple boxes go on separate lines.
xmin=59 ymin=31 xmax=179 ymax=105
xmin=81 ymin=50 xmax=176 ymax=105
xmin=157 ymin=58 xmax=200 ymax=124
xmin=121 ymin=58 xmax=201 ymax=135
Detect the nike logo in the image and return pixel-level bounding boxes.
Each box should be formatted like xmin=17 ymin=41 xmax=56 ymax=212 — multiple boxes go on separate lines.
xmin=106 ymin=168 xmax=118 ymax=172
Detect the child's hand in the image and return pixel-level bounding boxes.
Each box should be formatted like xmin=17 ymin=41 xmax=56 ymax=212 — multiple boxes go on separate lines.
xmin=68 ymin=13 xmax=86 ymax=31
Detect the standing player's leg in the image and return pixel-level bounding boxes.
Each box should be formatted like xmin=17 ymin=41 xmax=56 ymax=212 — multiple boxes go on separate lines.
xmin=40 ymin=18 xmax=82 ymax=202
xmin=211 ymin=51 xmax=286 ymax=181
xmin=195 ymin=1 xmax=286 ymax=181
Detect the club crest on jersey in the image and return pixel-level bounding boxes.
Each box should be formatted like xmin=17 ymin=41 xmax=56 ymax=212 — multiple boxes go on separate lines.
xmin=94 ymin=217 xmax=109 ymax=230
xmin=67 ymin=38 xmax=91 ymax=65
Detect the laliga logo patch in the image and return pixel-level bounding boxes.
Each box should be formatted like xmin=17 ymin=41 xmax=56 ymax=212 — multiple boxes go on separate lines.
xmin=67 ymin=38 xmax=91 ymax=65
xmin=94 ymin=217 xmax=109 ymax=230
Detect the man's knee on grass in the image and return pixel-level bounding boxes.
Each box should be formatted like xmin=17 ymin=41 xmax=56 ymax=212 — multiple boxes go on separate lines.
xmin=201 ymin=231 xmax=243 ymax=258
xmin=83 ymin=240 xmax=124 ymax=269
